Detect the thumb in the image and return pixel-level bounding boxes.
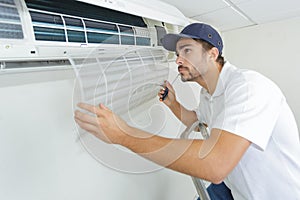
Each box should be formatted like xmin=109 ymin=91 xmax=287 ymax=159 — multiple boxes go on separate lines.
xmin=99 ymin=103 xmax=110 ymax=111
xmin=165 ymin=81 xmax=174 ymax=92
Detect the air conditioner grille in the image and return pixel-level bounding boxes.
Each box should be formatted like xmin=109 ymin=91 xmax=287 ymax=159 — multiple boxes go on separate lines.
xmin=0 ymin=0 xmax=23 ymax=39
xmin=0 ymin=23 xmax=23 ymax=39
xmin=29 ymin=11 xmax=63 ymax=27
xmin=33 ymin=26 xmax=65 ymax=42
xmin=28 ymin=9 xmax=151 ymax=46
xmin=86 ymin=32 xmax=119 ymax=44
xmin=0 ymin=0 xmax=14 ymax=5
xmin=64 ymin=17 xmax=84 ymax=30
xmin=25 ymin=0 xmax=147 ymax=27
xmin=85 ymin=20 xmax=118 ymax=34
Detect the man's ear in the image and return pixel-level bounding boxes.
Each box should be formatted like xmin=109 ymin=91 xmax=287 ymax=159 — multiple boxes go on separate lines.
xmin=209 ymin=47 xmax=219 ymax=61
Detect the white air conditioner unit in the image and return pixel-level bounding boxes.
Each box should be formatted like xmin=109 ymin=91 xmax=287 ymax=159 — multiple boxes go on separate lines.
xmin=0 ymin=0 xmax=188 ymax=72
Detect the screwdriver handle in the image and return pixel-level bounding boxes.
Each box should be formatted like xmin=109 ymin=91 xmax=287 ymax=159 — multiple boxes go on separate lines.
xmin=161 ymin=87 xmax=169 ymax=101
xmin=161 ymin=74 xmax=179 ymax=101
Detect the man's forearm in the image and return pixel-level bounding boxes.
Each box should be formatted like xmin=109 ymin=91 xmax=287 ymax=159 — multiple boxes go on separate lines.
xmin=119 ymin=126 xmax=250 ymax=184
xmin=168 ymin=101 xmax=198 ymax=127
xmin=121 ymin=126 xmax=215 ymax=181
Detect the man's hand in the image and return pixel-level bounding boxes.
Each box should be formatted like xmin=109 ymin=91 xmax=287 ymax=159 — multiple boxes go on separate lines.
xmin=158 ymin=81 xmax=177 ymax=106
xmin=74 ymin=103 xmax=130 ymax=145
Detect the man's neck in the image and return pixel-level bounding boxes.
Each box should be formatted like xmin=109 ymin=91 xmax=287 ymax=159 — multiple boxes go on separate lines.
xmin=196 ymin=63 xmax=222 ymax=95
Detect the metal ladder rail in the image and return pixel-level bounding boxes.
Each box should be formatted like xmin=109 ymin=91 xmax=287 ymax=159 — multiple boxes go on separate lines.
xmin=180 ymin=121 xmax=211 ymax=200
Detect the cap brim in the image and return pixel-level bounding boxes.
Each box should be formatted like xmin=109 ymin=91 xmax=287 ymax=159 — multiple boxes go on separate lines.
xmin=161 ymin=33 xmax=194 ymax=52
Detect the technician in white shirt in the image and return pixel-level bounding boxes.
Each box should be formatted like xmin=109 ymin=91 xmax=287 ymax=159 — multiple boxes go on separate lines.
xmin=74 ymin=23 xmax=300 ymax=199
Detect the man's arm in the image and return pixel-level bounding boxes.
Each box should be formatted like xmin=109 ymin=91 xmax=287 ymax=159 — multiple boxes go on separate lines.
xmin=74 ymin=103 xmax=251 ymax=184
xmin=158 ymin=81 xmax=198 ymax=127
xmin=168 ymin=100 xmax=198 ymax=127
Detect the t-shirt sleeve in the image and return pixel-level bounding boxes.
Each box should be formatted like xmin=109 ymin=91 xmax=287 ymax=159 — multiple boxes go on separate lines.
xmin=212 ymin=74 xmax=284 ymax=151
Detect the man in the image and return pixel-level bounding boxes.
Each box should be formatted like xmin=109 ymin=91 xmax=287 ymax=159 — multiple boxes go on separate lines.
xmin=74 ymin=23 xmax=300 ymax=199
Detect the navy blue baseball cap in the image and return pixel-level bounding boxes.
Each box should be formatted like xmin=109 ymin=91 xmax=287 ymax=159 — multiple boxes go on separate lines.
xmin=161 ymin=23 xmax=223 ymax=55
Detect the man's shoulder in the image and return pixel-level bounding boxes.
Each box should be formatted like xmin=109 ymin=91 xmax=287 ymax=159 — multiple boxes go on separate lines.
xmin=224 ymin=63 xmax=277 ymax=90
xmin=224 ymin=64 xmax=284 ymax=103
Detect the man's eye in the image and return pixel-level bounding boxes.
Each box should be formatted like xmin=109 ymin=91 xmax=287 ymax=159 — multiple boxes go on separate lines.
xmin=184 ymin=49 xmax=191 ymax=53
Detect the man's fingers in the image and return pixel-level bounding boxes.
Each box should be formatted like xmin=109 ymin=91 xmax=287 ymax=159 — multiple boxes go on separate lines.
xmin=74 ymin=110 xmax=98 ymax=126
xmin=77 ymin=103 xmax=99 ymax=114
xmin=165 ymin=81 xmax=174 ymax=91
xmin=75 ymin=118 xmax=99 ymax=136
xmin=158 ymin=89 xmax=166 ymax=98
xmin=99 ymin=103 xmax=110 ymax=111
xmin=74 ymin=103 xmax=120 ymax=144
xmin=77 ymin=102 xmax=111 ymax=118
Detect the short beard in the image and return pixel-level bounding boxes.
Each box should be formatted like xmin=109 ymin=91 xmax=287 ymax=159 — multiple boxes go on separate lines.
xmin=180 ymin=72 xmax=200 ymax=82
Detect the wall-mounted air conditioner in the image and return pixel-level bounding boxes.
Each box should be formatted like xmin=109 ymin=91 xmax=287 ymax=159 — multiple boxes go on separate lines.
xmin=0 ymin=0 xmax=188 ymax=72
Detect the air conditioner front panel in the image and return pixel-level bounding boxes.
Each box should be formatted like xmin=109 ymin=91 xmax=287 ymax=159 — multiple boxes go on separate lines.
xmin=0 ymin=0 xmax=185 ymax=71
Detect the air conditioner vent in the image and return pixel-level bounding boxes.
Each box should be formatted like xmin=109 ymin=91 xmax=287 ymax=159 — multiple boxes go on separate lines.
xmin=30 ymin=11 xmax=63 ymax=27
xmin=84 ymin=20 xmax=118 ymax=34
xmin=0 ymin=0 xmax=23 ymax=39
xmin=1 ymin=59 xmax=70 ymax=71
xmin=28 ymin=7 xmax=151 ymax=46
xmin=0 ymin=0 xmax=14 ymax=5
xmin=25 ymin=0 xmax=147 ymax=27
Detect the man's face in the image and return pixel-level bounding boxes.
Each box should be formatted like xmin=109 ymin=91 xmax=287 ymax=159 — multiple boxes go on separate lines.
xmin=175 ymin=38 xmax=210 ymax=82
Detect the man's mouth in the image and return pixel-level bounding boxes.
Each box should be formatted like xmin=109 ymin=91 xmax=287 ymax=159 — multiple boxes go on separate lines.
xmin=178 ymin=66 xmax=188 ymax=73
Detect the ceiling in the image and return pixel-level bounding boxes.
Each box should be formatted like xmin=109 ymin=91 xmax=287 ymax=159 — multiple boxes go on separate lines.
xmin=158 ymin=0 xmax=300 ymax=32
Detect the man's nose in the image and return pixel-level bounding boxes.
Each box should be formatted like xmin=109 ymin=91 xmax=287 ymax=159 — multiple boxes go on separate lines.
xmin=176 ymin=56 xmax=184 ymax=65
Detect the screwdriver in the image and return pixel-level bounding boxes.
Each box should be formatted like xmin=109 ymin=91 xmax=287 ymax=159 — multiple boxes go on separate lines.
xmin=161 ymin=74 xmax=180 ymax=101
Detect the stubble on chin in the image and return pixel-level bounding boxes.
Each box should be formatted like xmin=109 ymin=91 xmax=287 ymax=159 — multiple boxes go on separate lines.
xmin=180 ymin=72 xmax=200 ymax=82
xmin=180 ymin=75 xmax=187 ymax=82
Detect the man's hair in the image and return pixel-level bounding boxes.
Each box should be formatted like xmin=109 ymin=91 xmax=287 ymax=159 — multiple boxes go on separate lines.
xmin=194 ymin=39 xmax=225 ymax=67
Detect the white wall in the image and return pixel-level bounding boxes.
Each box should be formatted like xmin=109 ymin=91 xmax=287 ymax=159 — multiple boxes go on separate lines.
xmin=0 ymin=69 xmax=197 ymax=200
xmin=222 ymin=17 xmax=300 ymax=130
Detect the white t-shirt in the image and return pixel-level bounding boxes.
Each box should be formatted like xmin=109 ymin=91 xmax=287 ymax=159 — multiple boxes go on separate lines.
xmin=195 ymin=62 xmax=300 ymax=199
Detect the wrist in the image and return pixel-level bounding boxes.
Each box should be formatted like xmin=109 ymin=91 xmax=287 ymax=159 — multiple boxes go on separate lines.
xmin=117 ymin=125 xmax=152 ymax=153
xmin=169 ymin=100 xmax=180 ymax=110
xmin=114 ymin=124 xmax=134 ymax=146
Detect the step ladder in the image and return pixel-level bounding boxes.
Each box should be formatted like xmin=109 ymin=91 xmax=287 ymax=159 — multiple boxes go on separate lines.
xmin=180 ymin=121 xmax=211 ymax=200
